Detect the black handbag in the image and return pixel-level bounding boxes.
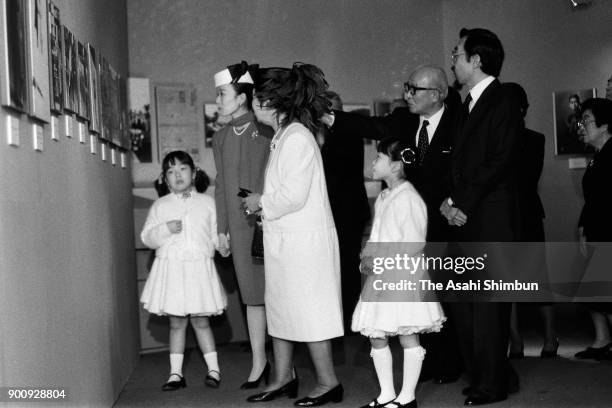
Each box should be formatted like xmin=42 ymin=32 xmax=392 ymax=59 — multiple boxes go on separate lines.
xmin=251 ymin=216 xmax=264 ymax=260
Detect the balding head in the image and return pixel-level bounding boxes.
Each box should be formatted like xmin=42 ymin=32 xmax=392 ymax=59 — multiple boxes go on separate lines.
xmin=405 ymin=65 xmax=448 ymax=117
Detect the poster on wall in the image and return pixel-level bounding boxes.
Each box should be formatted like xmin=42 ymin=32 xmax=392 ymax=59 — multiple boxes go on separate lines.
xmin=99 ymin=56 xmax=113 ymax=141
xmin=203 ymin=103 xmax=225 ymax=149
xmin=76 ymin=40 xmax=89 ymax=120
xmin=553 ymin=88 xmax=596 ymax=155
xmin=62 ymin=25 xmax=78 ymax=113
xmin=26 ymin=0 xmax=50 ymax=122
xmin=109 ymin=67 xmax=121 ymax=146
xmin=156 ymin=84 xmax=199 ymax=162
xmin=47 ymin=0 xmax=62 ymax=113
xmin=0 ymin=0 xmax=29 ymax=113
xmin=128 ymin=78 xmax=153 ymax=163
xmin=117 ymin=75 xmax=130 ymax=148
xmin=86 ymin=44 xmax=100 ymax=133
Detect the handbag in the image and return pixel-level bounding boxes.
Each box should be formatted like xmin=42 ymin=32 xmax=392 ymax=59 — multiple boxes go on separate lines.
xmin=251 ymin=216 xmax=264 ymax=260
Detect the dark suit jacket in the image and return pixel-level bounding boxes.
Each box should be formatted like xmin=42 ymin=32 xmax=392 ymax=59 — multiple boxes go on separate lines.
xmin=517 ymin=127 xmax=545 ymax=241
xmin=333 ymin=105 xmax=456 ymax=241
xmin=579 ymin=137 xmax=612 ymax=242
xmin=450 ymin=79 xmax=523 ymax=242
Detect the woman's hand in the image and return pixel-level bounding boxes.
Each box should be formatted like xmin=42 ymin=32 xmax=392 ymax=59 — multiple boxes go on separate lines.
xmin=167 ymin=220 xmax=182 ymax=234
xmin=242 ymin=193 xmax=262 ymax=215
xmin=217 ymin=233 xmax=231 ymax=257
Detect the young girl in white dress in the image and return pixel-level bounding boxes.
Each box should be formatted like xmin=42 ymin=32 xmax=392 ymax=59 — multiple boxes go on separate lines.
xmin=141 ymin=150 xmax=228 ymax=391
xmin=352 ymin=137 xmax=446 ymax=408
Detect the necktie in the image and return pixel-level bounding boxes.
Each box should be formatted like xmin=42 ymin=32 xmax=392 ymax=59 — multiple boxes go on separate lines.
xmin=417 ymin=120 xmax=429 ymax=164
xmin=463 ymin=93 xmax=473 ymax=115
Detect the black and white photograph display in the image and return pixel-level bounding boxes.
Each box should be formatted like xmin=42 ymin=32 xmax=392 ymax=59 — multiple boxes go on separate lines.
xmin=26 ymin=0 xmax=50 ymax=122
xmin=47 ymin=0 xmax=62 ymax=113
xmin=553 ymin=88 xmax=597 ymax=155
xmin=76 ymin=40 xmax=89 ymax=120
xmin=128 ymin=77 xmax=152 ymax=162
xmin=87 ymin=43 xmax=100 ymax=133
xmin=0 ymin=0 xmax=29 ymax=112
xmin=61 ymin=25 xmax=77 ymax=113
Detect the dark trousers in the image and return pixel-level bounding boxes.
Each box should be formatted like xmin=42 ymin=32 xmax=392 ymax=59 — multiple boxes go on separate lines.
xmin=447 ymin=302 xmax=517 ymax=398
xmin=420 ymin=302 xmax=463 ymax=379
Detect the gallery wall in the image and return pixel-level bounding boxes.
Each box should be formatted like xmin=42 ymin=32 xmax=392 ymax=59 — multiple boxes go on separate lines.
xmin=441 ymin=0 xmax=612 ymax=241
xmin=0 ymin=0 xmax=138 ymax=406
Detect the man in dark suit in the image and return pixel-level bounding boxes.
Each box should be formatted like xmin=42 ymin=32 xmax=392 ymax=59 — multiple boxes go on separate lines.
xmin=440 ymin=28 xmax=523 ymax=406
xmin=324 ymin=65 xmax=463 ymax=383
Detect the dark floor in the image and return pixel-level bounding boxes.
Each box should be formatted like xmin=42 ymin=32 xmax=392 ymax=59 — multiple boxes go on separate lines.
xmin=115 ymin=308 xmax=612 ymax=408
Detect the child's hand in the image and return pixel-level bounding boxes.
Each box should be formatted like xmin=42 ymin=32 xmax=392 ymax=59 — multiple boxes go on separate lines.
xmin=167 ymin=220 xmax=182 ymax=234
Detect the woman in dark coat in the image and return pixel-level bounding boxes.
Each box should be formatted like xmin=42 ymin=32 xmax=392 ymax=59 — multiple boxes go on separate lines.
xmin=575 ymin=98 xmax=612 ymax=360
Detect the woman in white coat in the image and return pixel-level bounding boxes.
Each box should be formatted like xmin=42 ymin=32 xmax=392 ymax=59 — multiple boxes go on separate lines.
xmin=242 ymin=63 xmax=344 ymax=407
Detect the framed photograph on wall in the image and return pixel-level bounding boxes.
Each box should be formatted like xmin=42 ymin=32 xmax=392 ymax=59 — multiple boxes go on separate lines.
xmin=0 ymin=0 xmax=29 ymax=113
xmin=99 ymin=56 xmax=113 ymax=141
xmin=62 ymin=25 xmax=78 ymax=113
xmin=117 ymin=75 xmax=130 ymax=148
xmin=26 ymin=0 xmax=50 ymax=122
xmin=47 ymin=0 xmax=62 ymax=113
xmin=87 ymin=43 xmax=100 ymax=133
xmin=76 ymin=40 xmax=89 ymax=120
xmin=128 ymin=77 xmax=153 ymax=163
xmin=553 ymin=88 xmax=596 ymax=155
xmin=203 ymin=103 xmax=224 ymax=148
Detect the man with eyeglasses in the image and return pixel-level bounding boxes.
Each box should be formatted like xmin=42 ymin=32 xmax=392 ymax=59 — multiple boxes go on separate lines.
xmin=321 ymin=65 xmax=464 ymax=384
xmin=441 ymin=28 xmax=523 ymax=406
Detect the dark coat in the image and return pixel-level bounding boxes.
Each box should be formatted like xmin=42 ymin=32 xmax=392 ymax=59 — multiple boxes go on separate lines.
xmin=517 ymin=127 xmax=545 ymax=241
xmin=579 ymin=137 xmax=612 ymax=241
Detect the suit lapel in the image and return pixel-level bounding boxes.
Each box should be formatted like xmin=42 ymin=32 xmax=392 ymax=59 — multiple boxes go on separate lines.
xmin=454 ymin=79 xmax=501 ymax=155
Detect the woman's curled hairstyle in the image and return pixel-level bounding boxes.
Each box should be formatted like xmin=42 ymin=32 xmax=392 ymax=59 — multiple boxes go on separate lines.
xmin=253 ymin=62 xmax=330 ymax=135
xmin=154 ymin=150 xmax=210 ymax=197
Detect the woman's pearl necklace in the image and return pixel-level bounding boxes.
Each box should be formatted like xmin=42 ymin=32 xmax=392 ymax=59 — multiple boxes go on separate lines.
xmin=233 ymin=122 xmax=250 ymax=136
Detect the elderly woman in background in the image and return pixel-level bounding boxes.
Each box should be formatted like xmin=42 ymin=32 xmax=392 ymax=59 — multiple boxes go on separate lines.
xmin=212 ymin=61 xmax=273 ymax=388
xmin=242 ymin=63 xmax=344 ymax=406
xmin=575 ymin=98 xmax=612 ymax=360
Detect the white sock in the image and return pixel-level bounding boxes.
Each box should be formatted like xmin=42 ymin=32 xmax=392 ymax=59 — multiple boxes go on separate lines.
xmin=395 ymin=346 xmax=426 ymax=404
xmin=370 ymin=346 xmax=396 ymax=403
xmin=203 ymin=351 xmax=220 ymax=378
xmin=169 ymin=353 xmax=184 ymax=378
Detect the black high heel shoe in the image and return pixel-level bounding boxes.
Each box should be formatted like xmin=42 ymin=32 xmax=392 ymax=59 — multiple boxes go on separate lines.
xmin=241 ymin=362 xmax=271 ymax=389
xmin=294 ymin=383 xmax=343 ymax=407
xmin=246 ymin=378 xmax=299 ymax=402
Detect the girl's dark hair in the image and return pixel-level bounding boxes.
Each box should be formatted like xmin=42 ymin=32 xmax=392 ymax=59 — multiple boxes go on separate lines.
xmin=154 ymin=150 xmax=210 ymax=197
xmin=253 ymin=62 xmax=330 ymax=135
xmin=377 ymin=136 xmax=416 ymax=179
xmin=227 ymin=61 xmax=259 ymax=110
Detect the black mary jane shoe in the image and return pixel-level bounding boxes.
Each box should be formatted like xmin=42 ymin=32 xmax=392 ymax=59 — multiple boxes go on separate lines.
xmin=574 ymin=342 xmax=612 ymax=360
xmin=205 ymin=370 xmax=221 ymax=388
xmin=161 ymin=374 xmax=186 ymax=391
xmin=360 ymin=398 xmax=395 ymax=408
xmin=294 ymin=383 xmax=343 ymax=407
xmin=247 ymin=378 xmax=299 ymax=402
xmin=241 ymin=362 xmax=271 ymax=389
xmin=385 ymin=400 xmax=418 ymax=408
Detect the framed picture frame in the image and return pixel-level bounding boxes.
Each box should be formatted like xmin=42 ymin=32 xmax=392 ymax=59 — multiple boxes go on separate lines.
xmin=117 ymin=75 xmax=130 ymax=148
xmin=76 ymin=40 xmax=89 ymax=120
xmin=553 ymin=88 xmax=596 ymax=155
xmin=62 ymin=25 xmax=78 ymax=113
xmin=26 ymin=0 xmax=50 ymax=123
xmin=87 ymin=43 xmax=100 ymax=133
xmin=203 ymin=102 xmax=223 ymax=148
xmin=0 ymin=0 xmax=29 ymax=113
xmin=128 ymin=77 xmax=153 ymax=163
xmin=47 ymin=0 xmax=62 ymax=113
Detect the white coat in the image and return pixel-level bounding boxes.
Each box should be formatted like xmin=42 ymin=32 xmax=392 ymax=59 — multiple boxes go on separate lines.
xmin=260 ymin=122 xmax=343 ymax=341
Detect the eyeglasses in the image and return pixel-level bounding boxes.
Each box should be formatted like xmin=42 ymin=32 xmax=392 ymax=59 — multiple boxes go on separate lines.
xmin=403 ymin=82 xmax=439 ymax=96
xmin=577 ymin=118 xmax=596 ymax=128
xmin=451 ymin=52 xmax=466 ymax=63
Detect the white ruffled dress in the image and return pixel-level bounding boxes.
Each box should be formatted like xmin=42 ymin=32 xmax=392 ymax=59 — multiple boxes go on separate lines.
xmin=351 ymin=182 xmax=446 ymax=338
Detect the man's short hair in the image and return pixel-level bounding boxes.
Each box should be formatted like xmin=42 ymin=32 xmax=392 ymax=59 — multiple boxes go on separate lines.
xmin=460 ymin=28 xmax=505 ymax=77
